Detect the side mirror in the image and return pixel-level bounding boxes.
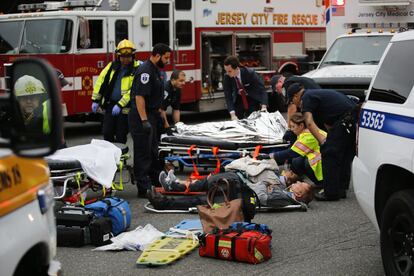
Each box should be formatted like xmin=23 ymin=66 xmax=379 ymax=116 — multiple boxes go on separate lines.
xmin=8 ymin=57 xmax=63 ymax=157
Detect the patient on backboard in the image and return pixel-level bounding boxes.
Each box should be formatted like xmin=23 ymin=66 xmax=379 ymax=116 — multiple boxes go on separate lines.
xmin=147 ymin=168 xmax=313 ymax=210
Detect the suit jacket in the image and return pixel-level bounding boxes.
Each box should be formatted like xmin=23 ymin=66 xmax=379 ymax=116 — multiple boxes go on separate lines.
xmin=223 ymin=67 xmax=268 ymax=112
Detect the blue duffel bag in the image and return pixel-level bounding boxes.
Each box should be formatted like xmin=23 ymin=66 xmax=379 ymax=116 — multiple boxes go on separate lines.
xmin=85 ymin=197 xmax=131 ymax=235
xmin=230 ymin=222 xmax=272 ymax=235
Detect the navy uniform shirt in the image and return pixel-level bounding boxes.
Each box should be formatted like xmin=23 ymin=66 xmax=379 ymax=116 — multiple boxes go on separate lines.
xmin=130 ymin=59 xmax=163 ymax=114
xmin=301 ymin=89 xmax=356 ymax=126
xmin=161 ymin=81 xmax=181 ymax=111
xmin=283 ymin=76 xmax=320 ymax=91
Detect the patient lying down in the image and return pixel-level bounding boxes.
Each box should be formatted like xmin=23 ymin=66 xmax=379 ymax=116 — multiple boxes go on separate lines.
xmin=147 ymin=170 xmax=313 ymax=210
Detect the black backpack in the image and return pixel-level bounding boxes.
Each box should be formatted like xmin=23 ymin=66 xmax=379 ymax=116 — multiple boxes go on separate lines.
xmin=235 ymin=171 xmax=260 ymax=222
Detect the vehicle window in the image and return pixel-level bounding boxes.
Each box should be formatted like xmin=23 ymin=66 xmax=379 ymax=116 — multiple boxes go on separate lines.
xmin=18 ymin=19 xmax=72 ymax=54
xmin=175 ymin=0 xmax=191 ymax=10
xmin=320 ymin=36 xmax=391 ymax=68
xmin=0 ymin=21 xmax=24 ymax=54
xmin=176 ymin=20 xmax=192 ymax=46
xmin=77 ymin=19 xmax=103 ymax=49
xmin=152 ymin=3 xmax=170 ymax=46
xmin=368 ymin=40 xmax=414 ymax=104
xmin=115 ymin=20 xmax=128 ymax=45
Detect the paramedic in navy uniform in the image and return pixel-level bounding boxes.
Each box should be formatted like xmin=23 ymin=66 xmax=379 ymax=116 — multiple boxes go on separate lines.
xmin=223 ymin=56 xmax=268 ymax=120
xmin=129 ymin=43 xmax=172 ymax=198
xmin=286 ymin=83 xmax=357 ymax=201
xmin=160 ymin=70 xmax=186 ymax=134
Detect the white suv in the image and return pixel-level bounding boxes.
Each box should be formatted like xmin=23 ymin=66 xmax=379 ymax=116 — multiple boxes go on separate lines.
xmin=353 ymin=30 xmax=414 ymax=275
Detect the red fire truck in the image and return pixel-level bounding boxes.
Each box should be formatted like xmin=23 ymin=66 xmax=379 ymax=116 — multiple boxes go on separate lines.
xmin=0 ymin=0 xmax=326 ymax=119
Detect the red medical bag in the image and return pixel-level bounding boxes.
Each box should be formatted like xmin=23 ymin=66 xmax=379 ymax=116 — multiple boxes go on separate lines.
xmin=199 ymin=228 xmax=272 ymax=264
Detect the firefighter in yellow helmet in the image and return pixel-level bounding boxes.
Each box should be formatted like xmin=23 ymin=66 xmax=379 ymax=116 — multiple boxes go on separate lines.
xmin=91 ymin=39 xmax=140 ymax=143
xmin=14 ymin=75 xmax=50 ymax=134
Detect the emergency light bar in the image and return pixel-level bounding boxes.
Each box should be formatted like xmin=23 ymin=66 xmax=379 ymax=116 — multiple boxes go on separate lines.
xmin=18 ymin=3 xmax=61 ymax=12
xmin=359 ymin=0 xmax=411 ymax=6
xmin=345 ymin=22 xmax=414 ymax=30
xmin=62 ymin=0 xmax=100 ymax=9
xmin=18 ymin=0 xmax=99 ymax=12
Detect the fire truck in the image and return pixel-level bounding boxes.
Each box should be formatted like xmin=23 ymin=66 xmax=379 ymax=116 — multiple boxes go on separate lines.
xmin=0 ymin=0 xmax=326 ymax=119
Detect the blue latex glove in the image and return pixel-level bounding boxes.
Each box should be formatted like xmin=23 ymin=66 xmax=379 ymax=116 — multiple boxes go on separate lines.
xmin=112 ymin=105 xmax=122 ymax=116
xmin=91 ymin=102 xmax=99 ymax=113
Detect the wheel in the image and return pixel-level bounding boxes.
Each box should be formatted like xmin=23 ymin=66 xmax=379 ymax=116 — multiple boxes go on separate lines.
xmin=380 ymin=190 xmax=414 ymax=276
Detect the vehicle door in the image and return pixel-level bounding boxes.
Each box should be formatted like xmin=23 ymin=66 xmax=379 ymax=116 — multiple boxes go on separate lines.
xmin=73 ymin=16 xmax=108 ymax=114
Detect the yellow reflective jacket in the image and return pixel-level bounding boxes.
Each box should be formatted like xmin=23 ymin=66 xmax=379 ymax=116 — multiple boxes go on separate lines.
xmin=92 ymin=60 xmax=140 ymax=114
xmin=42 ymin=100 xmax=50 ymax=134
xmin=291 ymin=129 xmax=327 ymax=181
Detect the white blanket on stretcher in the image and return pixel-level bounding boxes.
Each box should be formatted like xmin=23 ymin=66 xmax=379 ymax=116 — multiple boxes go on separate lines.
xmin=47 ymin=139 xmax=121 ymax=188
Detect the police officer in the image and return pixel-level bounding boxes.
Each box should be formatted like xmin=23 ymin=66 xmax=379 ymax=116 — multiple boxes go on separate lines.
xmin=91 ymin=39 xmax=140 ymax=144
xmin=129 ymin=43 xmax=172 ymax=198
xmin=286 ymin=83 xmax=357 ymax=201
xmin=160 ymin=70 xmax=186 ymax=134
xmin=223 ymin=56 xmax=268 ymax=120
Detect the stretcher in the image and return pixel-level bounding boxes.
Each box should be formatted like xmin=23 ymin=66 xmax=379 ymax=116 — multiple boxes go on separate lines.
xmin=159 ymin=111 xmax=290 ymax=174
xmin=144 ymin=182 xmax=308 ymax=214
xmin=136 ymin=219 xmax=200 ymax=266
xmin=144 ymin=202 xmax=307 ymax=213
xmin=46 ymin=143 xmax=133 ymax=205
xmin=136 ymin=236 xmax=199 ymax=267
xmin=159 ymin=141 xmax=289 ymax=177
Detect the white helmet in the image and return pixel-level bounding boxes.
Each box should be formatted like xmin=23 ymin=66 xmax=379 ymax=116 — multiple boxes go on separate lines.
xmin=14 ymin=75 xmax=46 ymax=97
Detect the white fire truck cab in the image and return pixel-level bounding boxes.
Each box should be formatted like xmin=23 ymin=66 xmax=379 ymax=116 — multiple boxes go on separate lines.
xmin=304 ymin=0 xmax=414 ymax=102
xmin=0 ymin=0 xmax=326 ymax=117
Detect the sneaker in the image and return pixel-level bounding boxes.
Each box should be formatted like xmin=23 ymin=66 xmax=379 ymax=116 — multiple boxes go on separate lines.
xmin=167 ymin=169 xmax=177 ymax=183
xmin=159 ymin=171 xmax=172 ymax=191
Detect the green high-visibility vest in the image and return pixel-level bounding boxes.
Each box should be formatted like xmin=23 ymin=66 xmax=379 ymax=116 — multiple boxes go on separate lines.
xmin=42 ymin=101 xmax=50 ymax=134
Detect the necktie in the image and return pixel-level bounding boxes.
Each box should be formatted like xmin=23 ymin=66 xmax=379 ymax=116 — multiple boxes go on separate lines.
xmin=235 ymin=77 xmax=249 ymax=110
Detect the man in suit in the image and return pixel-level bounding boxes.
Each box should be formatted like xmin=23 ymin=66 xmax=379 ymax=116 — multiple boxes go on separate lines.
xmin=223 ymin=56 xmax=268 ymax=120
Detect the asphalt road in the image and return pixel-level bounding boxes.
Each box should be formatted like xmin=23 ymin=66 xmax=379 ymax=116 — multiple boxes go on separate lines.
xmin=58 ymin=111 xmax=385 ymax=276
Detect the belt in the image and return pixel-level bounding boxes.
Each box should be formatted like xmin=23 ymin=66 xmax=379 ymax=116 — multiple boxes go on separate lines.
xmin=339 ymin=109 xmax=357 ymax=134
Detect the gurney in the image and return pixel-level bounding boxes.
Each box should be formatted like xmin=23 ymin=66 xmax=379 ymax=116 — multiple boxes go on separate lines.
xmin=46 ymin=140 xmax=134 ymax=205
xmin=144 ymin=185 xmax=308 ymax=214
xmin=144 ymin=201 xmax=307 ymax=213
xmin=159 ymin=111 xmax=290 ymax=174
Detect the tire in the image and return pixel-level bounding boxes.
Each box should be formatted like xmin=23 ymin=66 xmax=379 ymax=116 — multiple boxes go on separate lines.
xmin=380 ymin=190 xmax=414 ymax=276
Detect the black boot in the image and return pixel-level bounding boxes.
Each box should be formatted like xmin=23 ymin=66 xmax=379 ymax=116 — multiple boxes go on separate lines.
xmin=314 ymin=190 xmax=340 ymax=201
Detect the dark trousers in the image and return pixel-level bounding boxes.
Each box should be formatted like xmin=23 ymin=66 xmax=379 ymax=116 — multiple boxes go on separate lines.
xmin=156 ymin=195 xmax=207 ymax=210
xmin=234 ymin=95 xmax=260 ymax=119
xmin=170 ymin=178 xmax=209 ymax=192
xmin=154 ymin=172 xmax=240 ymax=209
xmin=129 ymin=112 xmax=162 ymax=191
xmin=102 ymin=104 xmax=129 ymax=144
xmin=291 ymin=156 xmax=322 ymax=186
xmin=283 ymin=129 xmax=297 ymax=146
xmin=321 ymin=121 xmax=356 ymax=196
